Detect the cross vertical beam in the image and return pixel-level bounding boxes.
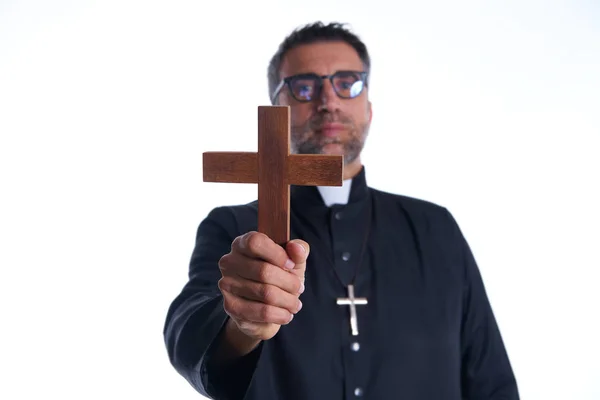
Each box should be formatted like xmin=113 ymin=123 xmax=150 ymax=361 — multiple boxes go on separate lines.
xmin=258 ymin=106 xmax=290 ymax=246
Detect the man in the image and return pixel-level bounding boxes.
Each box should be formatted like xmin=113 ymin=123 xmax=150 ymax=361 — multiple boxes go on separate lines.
xmin=163 ymin=22 xmax=519 ymax=399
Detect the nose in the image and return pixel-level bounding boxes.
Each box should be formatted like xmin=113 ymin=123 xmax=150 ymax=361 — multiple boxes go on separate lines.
xmin=317 ymin=79 xmax=340 ymax=112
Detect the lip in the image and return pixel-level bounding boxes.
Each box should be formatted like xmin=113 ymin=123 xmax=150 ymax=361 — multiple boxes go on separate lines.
xmin=318 ymin=123 xmax=345 ymax=137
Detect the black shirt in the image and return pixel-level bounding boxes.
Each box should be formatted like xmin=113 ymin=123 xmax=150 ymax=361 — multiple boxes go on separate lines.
xmin=163 ymin=167 xmax=519 ymax=399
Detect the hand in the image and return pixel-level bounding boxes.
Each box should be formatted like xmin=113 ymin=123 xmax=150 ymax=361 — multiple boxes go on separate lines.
xmin=218 ymin=231 xmax=309 ymax=342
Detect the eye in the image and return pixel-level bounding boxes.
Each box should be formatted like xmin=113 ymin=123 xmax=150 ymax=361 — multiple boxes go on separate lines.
xmin=291 ymin=79 xmax=316 ymax=99
xmin=333 ymin=73 xmax=363 ymax=97
xmin=349 ymin=81 xmax=364 ymax=97
xmin=298 ymin=85 xmax=312 ymax=96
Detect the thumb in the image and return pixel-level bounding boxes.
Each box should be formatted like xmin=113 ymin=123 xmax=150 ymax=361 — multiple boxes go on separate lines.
xmin=285 ymin=239 xmax=309 ymax=277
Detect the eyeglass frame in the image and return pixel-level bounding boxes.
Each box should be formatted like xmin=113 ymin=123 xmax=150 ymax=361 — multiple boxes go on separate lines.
xmin=270 ymin=70 xmax=369 ymax=104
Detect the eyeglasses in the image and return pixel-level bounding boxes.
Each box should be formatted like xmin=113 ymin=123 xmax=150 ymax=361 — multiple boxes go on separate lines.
xmin=271 ymin=70 xmax=368 ymax=104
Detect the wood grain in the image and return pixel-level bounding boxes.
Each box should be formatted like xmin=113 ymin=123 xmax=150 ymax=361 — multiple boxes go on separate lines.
xmin=287 ymin=154 xmax=343 ymax=186
xmin=203 ymin=152 xmax=258 ymax=183
xmin=258 ymin=106 xmax=290 ymax=246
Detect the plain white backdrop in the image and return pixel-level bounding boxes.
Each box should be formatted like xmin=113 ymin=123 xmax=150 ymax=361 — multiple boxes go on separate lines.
xmin=1 ymin=0 xmax=599 ymax=399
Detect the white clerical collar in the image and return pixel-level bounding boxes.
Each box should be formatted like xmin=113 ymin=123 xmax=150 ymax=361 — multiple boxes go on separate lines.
xmin=317 ymin=178 xmax=353 ymax=207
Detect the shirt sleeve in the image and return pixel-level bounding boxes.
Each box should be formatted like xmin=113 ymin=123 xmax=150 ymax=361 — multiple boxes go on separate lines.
xmin=445 ymin=210 xmax=520 ymax=399
xmin=163 ymin=206 xmax=261 ymax=399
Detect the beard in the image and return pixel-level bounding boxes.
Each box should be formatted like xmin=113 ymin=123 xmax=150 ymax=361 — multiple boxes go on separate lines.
xmin=290 ymin=112 xmax=370 ymax=165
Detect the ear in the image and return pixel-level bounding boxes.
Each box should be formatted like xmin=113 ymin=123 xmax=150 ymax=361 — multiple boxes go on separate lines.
xmin=367 ymin=101 xmax=373 ymax=123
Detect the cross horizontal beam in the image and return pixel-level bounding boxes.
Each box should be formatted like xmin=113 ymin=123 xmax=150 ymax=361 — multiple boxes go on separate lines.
xmin=203 ymin=152 xmax=258 ymax=183
xmin=203 ymin=152 xmax=343 ymax=186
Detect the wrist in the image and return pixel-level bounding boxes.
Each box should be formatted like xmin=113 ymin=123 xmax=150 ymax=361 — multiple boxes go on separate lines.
xmin=214 ymin=318 xmax=261 ymax=367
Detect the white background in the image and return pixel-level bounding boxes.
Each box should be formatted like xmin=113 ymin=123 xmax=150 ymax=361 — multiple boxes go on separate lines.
xmin=1 ymin=0 xmax=599 ymax=399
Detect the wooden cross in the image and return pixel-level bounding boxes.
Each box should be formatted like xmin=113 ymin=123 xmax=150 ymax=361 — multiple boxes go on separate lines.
xmin=202 ymin=106 xmax=344 ymax=246
xmin=336 ymin=284 xmax=368 ymax=336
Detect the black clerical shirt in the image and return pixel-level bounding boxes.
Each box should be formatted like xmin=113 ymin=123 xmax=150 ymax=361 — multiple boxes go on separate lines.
xmin=163 ymin=167 xmax=519 ymax=399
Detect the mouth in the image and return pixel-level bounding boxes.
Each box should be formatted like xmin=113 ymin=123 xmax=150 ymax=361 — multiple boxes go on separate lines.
xmin=317 ymin=123 xmax=346 ymax=137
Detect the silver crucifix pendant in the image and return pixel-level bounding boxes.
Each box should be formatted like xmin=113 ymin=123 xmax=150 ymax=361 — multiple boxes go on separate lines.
xmin=336 ymin=284 xmax=368 ymax=336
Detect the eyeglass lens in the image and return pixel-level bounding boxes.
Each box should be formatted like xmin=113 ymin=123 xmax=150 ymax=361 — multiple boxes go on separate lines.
xmin=289 ymin=72 xmax=365 ymax=101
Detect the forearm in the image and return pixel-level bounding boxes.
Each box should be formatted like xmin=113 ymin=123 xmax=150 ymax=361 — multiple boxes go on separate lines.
xmin=166 ymin=206 xmax=264 ymax=398
xmin=202 ymin=317 xmax=264 ymax=400
xmin=164 ymin=293 xmax=228 ymax=394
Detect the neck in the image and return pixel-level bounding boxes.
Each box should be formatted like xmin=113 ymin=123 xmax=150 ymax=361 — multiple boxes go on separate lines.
xmin=343 ymin=159 xmax=363 ymax=180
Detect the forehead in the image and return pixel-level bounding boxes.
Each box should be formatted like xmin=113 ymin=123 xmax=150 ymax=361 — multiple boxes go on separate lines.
xmin=279 ymin=41 xmax=364 ymax=78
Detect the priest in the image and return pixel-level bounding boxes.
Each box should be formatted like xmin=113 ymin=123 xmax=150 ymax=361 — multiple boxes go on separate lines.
xmin=163 ymin=21 xmax=520 ymax=399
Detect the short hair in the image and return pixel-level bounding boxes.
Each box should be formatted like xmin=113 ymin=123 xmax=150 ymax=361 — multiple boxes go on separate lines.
xmin=267 ymin=22 xmax=371 ymax=104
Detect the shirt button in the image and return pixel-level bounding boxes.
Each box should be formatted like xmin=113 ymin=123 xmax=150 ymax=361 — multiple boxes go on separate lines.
xmin=342 ymin=252 xmax=351 ymax=261
xmin=351 ymin=342 xmax=360 ymax=352
xmin=354 ymin=387 xmax=363 ymax=397
xmin=334 ymin=211 xmax=343 ymax=220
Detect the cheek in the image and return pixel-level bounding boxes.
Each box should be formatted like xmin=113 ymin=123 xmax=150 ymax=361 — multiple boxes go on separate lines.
xmin=348 ymin=105 xmax=370 ymax=125
xmin=290 ymin=104 xmax=314 ymax=125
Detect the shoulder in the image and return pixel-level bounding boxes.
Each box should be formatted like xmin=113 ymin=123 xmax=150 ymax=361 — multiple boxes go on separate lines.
xmin=369 ymin=188 xmax=472 ymax=269
xmin=199 ymin=200 xmax=259 ymax=238
xmin=368 ymin=187 xmax=466 ymax=243
xmin=370 ymin=187 xmax=453 ymax=221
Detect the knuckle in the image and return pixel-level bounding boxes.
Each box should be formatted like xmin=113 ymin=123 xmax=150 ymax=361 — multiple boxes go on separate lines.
xmin=282 ymin=274 xmax=300 ymax=295
xmin=217 ymin=277 xmax=232 ymax=293
xmin=218 ymin=253 xmax=232 ymax=270
xmin=246 ymin=232 xmax=264 ymax=253
xmin=259 ymin=284 xmax=275 ymax=304
xmin=257 ymin=262 xmax=273 ymax=282
xmin=258 ymin=304 xmax=274 ymax=322
xmin=222 ymin=295 xmax=237 ymax=316
xmin=230 ymin=236 xmax=242 ymax=253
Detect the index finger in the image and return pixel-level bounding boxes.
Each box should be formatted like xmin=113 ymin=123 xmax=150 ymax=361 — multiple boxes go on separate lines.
xmin=233 ymin=231 xmax=295 ymax=271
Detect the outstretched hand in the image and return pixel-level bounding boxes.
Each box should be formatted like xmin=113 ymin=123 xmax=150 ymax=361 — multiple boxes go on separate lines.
xmin=218 ymin=231 xmax=310 ymax=342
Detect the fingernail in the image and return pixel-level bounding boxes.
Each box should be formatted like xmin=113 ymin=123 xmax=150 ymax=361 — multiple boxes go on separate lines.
xmin=298 ymin=300 xmax=303 ymax=312
xmin=299 ymin=281 xmax=305 ymax=294
xmin=284 ymin=259 xmax=295 ymax=270
xmin=296 ymin=242 xmax=306 ymax=253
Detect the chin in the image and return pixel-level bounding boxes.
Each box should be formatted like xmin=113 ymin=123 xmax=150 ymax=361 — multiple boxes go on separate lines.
xmin=320 ymin=143 xmax=345 ymax=154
